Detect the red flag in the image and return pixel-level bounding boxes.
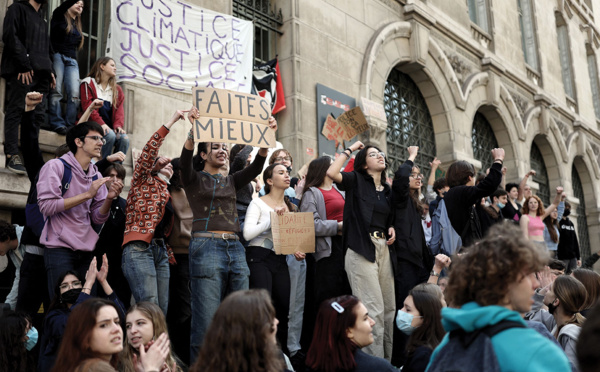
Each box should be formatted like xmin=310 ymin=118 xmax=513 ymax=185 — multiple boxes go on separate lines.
xmin=252 ymin=58 xmax=286 ymax=115
xmin=272 ymin=59 xmax=286 ymax=114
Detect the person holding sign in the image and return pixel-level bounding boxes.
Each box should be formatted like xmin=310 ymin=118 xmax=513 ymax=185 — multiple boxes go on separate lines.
xmin=326 ymin=141 xmax=396 ymax=360
xmin=243 ymin=163 xmax=305 ymax=354
xmin=180 ymin=107 xmax=277 ymax=361
xmin=80 ymin=57 xmax=129 ymax=161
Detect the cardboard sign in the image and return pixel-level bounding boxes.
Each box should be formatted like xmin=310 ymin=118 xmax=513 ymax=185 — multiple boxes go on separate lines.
xmin=321 ymin=114 xmax=345 ymax=148
xmin=270 ymin=212 xmax=315 ymax=254
xmin=337 ymin=106 xmax=369 ymax=141
xmin=191 ymin=87 xmax=276 ymax=147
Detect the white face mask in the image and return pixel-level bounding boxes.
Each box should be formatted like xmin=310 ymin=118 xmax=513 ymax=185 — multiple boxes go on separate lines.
xmin=157 ymin=172 xmax=171 ymax=185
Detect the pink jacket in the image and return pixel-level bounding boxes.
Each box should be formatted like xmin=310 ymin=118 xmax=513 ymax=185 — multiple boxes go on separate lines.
xmin=37 ymin=152 xmax=109 ymax=251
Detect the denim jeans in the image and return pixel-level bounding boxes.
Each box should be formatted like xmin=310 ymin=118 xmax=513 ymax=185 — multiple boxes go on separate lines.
xmin=286 ymin=254 xmax=306 ymax=355
xmin=102 ymin=130 xmax=130 ymax=160
xmin=122 ymin=240 xmax=170 ymax=315
xmin=48 ymin=53 xmax=80 ymax=129
xmin=44 ymin=247 xmax=95 ymax=299
xmin=189 ymin=236 xmax=249 ymax=362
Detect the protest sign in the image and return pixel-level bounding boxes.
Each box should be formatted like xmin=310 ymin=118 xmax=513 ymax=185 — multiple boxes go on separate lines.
xmin=108 ymin=1 xmax=253 ymax=93
xmin=270 ymin=212 xmax=315 ymax=255
xmin=321 ymin=114 xmax=345 ymax=148
xmin=337 ymin=107 xmax=369 ymax=141
xmin=191 ymin=87 xmax=276 ymax=147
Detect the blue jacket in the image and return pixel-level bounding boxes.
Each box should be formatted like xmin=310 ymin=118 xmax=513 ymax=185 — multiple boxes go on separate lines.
xmin=427 ymin=302 xmax=571 ymax=372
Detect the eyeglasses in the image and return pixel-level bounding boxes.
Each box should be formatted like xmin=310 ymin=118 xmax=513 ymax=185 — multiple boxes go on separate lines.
xmin=59 ymin=280 xmax=82 ymax=291
xmin=82 ymin=135 xmax=106 ymax=145
xmin=275 ymin=156 xmax=291 ymax=162
xmin=367 ymin=152 xmax=385 ymax=158
xmin=410 ymin=173 xmax=423 ymax=179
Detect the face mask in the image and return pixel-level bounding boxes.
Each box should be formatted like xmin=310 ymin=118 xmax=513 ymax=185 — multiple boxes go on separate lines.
xmin=396 ymin=310 xmax=422 ymax=335
xmin=61 ymin=288 xmax=82 ymax=304
xmin=497 ymin=202 xmax=506 ymax=209
xmin=157 ymin=172 xmax=171 ymax=185
xmin=25 ymin=327 xmax=38 ymax=351
xmin=547 ymin=299 xmax=559 ymax=315
xmin=563 ymin=209 xmax=571 ymax=217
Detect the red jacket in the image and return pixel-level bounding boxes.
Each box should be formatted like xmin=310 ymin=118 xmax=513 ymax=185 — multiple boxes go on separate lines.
xmin=79 ymin=76 xmax=125 ymax=129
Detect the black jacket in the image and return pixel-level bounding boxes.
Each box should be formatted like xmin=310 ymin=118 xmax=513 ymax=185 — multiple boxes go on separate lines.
xmin=1 ymin=1 xmax=53 ymax=77
xmin=393 ymin=160 xmax=430 ymax=269
xmin=50 ymin=0 xmax=82 ymax=59
xmin=557 ymin=217 xmax=580 ymax=260
xmin=337 ymin=170 xmax=394 ymax=262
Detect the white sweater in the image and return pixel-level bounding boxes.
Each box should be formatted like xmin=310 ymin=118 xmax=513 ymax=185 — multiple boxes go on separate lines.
xmin=243 ymin=197 xmax=275 ymax=249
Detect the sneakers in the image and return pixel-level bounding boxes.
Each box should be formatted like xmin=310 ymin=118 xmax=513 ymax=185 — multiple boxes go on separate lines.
xmin=6 ymin=154 xmax=27 ymax=175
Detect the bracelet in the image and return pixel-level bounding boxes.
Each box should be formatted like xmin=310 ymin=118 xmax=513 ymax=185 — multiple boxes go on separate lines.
xmin=187 ymin=128 xmax=194 ymax=141
xmin=345 ymin=148 xmax=353 ymax=154
xmin=430 ymin=270 xmax=440 ymax=277
xmin=494 ymin=158 xmax=503 ymax=164
xmin=341 ymin=151 xmax=350 ymax=158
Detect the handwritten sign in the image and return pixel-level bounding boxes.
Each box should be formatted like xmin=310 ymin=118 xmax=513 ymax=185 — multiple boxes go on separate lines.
xmin=270 ymin=212 xmax=315 ymax=254
xmin=321 ymin=114 xmax=344 ymax=148
xmin=337 ymin=107 xmax=369 ymax=141
xmin=108 ymin=1 xmax=253 ymax=93
xmin=191 ymin=87 xmax=276 ymax=147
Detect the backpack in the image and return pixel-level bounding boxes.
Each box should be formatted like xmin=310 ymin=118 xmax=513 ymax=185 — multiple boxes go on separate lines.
xmin=430 ymin=200 xmax=482 ymax=255
xmin=427 ymin=320 xmax=525 ymax=372
xmin=25 ymin=159 xmax=99 ymax=238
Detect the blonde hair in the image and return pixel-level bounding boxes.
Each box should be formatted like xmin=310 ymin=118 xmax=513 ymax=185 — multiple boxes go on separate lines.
xmin=87 ymin=57 xmax=118 ymax=107
xmin=120 ymin=302 xmax=182 ymax=372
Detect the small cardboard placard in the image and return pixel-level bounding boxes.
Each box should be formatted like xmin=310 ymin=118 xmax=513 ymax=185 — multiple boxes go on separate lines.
xmin=337 ymin=106 xmax=369 ymax=141
xmin=191 ymin=87 xmax=276 ymax=147
xmin=270 ymin=212 xmax=315 ymax=255
xmin=321 ymin=114 xmax=344 ymax=148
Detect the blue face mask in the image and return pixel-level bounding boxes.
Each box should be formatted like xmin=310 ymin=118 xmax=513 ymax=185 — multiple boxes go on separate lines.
xmin=396 ymin=310 xmax=422 ymax=335
xmin=497 ymin=202 xmax=506 ymax=209
xmin=25 ymin=327 xmax=38 ymax=351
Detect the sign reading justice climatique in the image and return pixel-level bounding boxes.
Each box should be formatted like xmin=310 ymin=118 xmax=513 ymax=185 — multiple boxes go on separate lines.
xmin=191 ymin=87 xmax=277 ymax=147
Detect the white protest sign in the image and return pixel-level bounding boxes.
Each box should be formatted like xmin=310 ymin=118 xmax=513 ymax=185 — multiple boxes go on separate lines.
xmin=108 ymin=0 xmax=253 ymax=93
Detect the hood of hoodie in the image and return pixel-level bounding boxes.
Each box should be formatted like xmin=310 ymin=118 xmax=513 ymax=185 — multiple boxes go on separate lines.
xmin=61 ymin=151 xmax=98 ymax=180
xmin=441 ymin=302 xmax=527 ymax=333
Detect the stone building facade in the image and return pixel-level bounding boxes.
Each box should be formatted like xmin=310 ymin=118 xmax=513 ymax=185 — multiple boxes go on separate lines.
xmin=0 ymin=0 xmax=598 ymax=266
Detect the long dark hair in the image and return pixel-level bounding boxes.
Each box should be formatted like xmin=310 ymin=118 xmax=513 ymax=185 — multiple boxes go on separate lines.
xmin=552 ymin=275 xmax=587 ymax=337
xmin=0 ymin=311 xmax=34 ymax=372
xmin=298 ymin=156 xmax=332 ymax=210
xmin=52 ymin=298 xmax=122 ymax=372
xmin=169 ymin=158 xmax=183 ymax=192
xmin=48 ymin=270 xmax=82 ymax=312
xmin=446 ymin=160 xmax=475 ymax=188
xmin=405 ymin=290 xmax=445 ymax=356
xmin=306 ymin=295 xmax=360 ymax=372
xmin=353 ymin=145 xmax=388 ymax=186
xmin=263 ymin=164 xmax=296 ymax=212
xmin=191 ymin=289 xmax=284 ymax=372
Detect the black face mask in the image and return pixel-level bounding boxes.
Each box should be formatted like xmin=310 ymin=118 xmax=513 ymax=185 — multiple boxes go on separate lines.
xmin=563 ymin=209 xmax=571 ymax=217
xmin=61 ymin=288 xmax=82 ymax=304
xmin=547 ymin=299 xmax=559 ymax=315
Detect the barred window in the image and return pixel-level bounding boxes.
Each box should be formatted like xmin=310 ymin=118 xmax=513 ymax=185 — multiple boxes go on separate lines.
xmin=472 ymin=113 xmax=499 ymax=172
xmin=571 ymin=166 xmax=591 ymax=260
xmin=233 ymin=0 xmax=283 ymax=64
xmin=384 ymin=69 xmax=437 ymax=177
xmin=529 ymin=143 xmax=550 ymax=205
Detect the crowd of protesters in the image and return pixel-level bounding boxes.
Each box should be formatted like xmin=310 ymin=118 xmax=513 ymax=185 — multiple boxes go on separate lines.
xmin=2 ymin=1 xmax=600 ymax=372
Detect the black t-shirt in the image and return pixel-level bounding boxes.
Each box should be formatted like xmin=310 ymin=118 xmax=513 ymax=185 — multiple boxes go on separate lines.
xmin=370 ymin=190 xmax=390 ymax=232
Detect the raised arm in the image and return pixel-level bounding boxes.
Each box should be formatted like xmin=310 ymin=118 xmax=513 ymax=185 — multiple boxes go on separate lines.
xmin=327 ymin=141 xmax=364 ymax=183
xmin=518 ymin=170 xmax=536 ymax=201
xmin=393 ymin=146 xmax=419 ymax=208
xmin=78 ymin=99 xmax=103 ymax=124
xmin=541 ymin=187 xmax=564 ymax=220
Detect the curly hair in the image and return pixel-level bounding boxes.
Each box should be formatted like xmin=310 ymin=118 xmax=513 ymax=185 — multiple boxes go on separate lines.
xmin=522 ymin=195 xmax=545 ymax=216
xmin=445 ymin=222 xmax=549 ymax=307
xmin=190 ymin=289 xmax=284 ymax=372
xmin=0 ymin=220 xmax=16 ymax=243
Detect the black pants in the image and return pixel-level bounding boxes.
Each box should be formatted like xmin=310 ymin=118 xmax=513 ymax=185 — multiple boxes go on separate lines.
xmin=247 ymin=246 xmax=290 ymax=354
xmin=4 ymin=73 xmax=49 ymax=181
xmin=167 ymin=253 xmax=191 ymax=366
xmin=314 ymin=235 xmax=352 ymax=307
xmin=16 ymin=251 xmax=50 ymax=323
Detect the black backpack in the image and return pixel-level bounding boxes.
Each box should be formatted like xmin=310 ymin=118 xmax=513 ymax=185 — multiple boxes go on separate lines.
xmin=427 ymin=320 xmax=525 ymax=372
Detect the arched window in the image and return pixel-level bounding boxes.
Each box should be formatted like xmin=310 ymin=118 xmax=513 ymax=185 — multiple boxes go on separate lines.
xmin=472 ymin=113 xmax=499 ymax=172
xmin=384 ymin=69 xmax=436 ymax=176
xmin=529 ymin=143 xmax=550 ymax=205
xmin=571 ymin=166 xmax=591 ymax=259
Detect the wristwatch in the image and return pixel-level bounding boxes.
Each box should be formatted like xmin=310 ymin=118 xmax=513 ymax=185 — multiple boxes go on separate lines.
xmin=430 ymin=270 xmax=440 ymax=277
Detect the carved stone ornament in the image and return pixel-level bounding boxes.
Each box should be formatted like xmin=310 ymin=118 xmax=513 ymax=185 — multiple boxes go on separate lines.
xmin=444 ymin=52 xmax=472 ymax=86
xmin=510 ymin=92 xmax=528 ymax=118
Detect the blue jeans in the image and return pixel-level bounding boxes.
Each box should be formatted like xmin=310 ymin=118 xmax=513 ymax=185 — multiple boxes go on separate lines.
xmin=49 ymin=53 xmax=80 ymax=129
xmin=44 ymin=247 xmax=94 ymax=299
xmin=122 ymin=240 xmax=170 ymax=314
xmin=102 ymin=130 xmax=130 ymax=160
xmin=189 ymin=236 xmax=249 ymax=362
